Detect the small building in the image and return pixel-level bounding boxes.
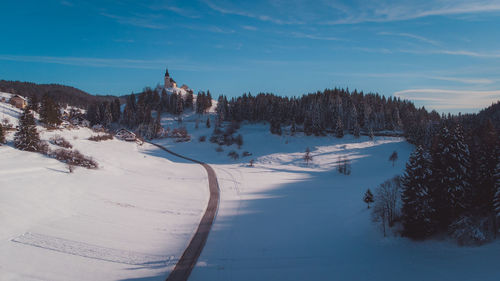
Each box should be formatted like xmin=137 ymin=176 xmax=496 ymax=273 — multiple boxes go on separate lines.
xmin=10 ymin=95 xmax=27 ymax=109
xmin=115 ymin=128 xmax=137 ymax=142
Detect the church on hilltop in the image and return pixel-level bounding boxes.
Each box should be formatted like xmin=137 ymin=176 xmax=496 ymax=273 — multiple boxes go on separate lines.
xmin=164 ymin=68 xmax=177 ymax=88
xmin=163 ymin=68 xmax=191 ymax=94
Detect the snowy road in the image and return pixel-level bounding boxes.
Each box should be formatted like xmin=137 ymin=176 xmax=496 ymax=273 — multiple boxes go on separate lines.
xmin=149 ymin=142 xmax=220 ymax=281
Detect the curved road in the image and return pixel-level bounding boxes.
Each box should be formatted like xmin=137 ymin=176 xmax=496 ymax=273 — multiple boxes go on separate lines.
xmin=148 ymin=142 xmax=220 ymax=281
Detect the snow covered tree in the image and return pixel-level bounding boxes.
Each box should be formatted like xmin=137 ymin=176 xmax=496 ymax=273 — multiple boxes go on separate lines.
xmin=335 ymin=118 xmax=344 ymax=138
xmin=14 ymin=107 xmax=41 ymax=152
xmin=401 ymin=146 xmax=435 ymax=239
xmin=185 ymin=90 xmax=194 ymax=109
xmin=430 ymin=125 xmax=471 ymax=229
xmin=494 ymin=158 xmax=500 ymax=230
xmin=471 ymin=119 xmax=498 ymax=215
xmin=353 ymin=121 xmax=360 ymax=138
xmin=175 ymin=93 xmax=184 ymax=115
xmin=364 ymin=189 xmax=374 ymax=209
xmin=389 ymin=151 xmax=398 ymax=167
xmin=110 ymin=98 xmax=121 ymax=123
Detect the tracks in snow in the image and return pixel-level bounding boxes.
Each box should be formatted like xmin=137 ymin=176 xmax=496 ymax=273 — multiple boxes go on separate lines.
xmin=148 ymin=142 xmax=220 ymax=281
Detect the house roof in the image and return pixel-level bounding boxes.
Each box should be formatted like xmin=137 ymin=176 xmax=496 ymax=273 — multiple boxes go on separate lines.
xmin=12 ymin=95 xmax=27 ymax=101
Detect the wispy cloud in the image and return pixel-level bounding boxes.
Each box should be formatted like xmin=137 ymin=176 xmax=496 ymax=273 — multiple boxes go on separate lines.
xmin=180 ymin=24 xmax=235 ymax=34
xmin=436 ymin=49 xmax=500 ymax=58
xmin=0 ymin=54 xmax=167 ymax=69
xmin=150 ymin=4 xmax=201 ymax=19
xmin=60 ymin=0 xmax=74 ymax=7
xmin=202 ymin=0 xmax=302 ymax=25
xmin=100 ymin=12 xmax=168 ymax=29
xmin=394 ymin=88 xmax=500 ymax=110
xmin=323 ymin=1 xmax=500 ymax=25
xmin=430 ymin=76 xmax=494 ymax=84
xmin=0 ymin=54 xmax=244 ymax=72
xmin=378 ymin=32 xmax=440 ymax=46
xmin=241 ymin=25 xmax=258 ymax=31
xmin=291 ymin=32 xmax=343 ymax=41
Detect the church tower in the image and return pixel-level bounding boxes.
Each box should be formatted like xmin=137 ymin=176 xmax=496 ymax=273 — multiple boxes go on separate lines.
xmin=164 ymin=68 xmax=176 ymax=88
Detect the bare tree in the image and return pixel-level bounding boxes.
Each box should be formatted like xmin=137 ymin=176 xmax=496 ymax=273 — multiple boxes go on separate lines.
xmin=304 ymin=147 xmax=313 ymax=165
xmin=372 ymin=176 xmax=402 ymax=236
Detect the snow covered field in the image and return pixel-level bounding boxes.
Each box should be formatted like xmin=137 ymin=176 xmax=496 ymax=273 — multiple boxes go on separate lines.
xmin=2 ymin=94 xmax=500 ymax=281
xmin=152 ymin=112 xmax=500 ymax=281
xmin=0 ymin=98 xmax=208 ymax=280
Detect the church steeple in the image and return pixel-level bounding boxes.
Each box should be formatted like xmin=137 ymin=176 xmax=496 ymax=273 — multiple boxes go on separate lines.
xmin=165 ymin=68 xmax=170 ymax=77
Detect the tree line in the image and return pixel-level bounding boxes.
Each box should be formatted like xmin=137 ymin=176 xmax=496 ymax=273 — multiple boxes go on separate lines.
xmin=400 ymin=111 xmax=499 ymax=244
xmin=214 ymin=88 xmax=439 ymax=141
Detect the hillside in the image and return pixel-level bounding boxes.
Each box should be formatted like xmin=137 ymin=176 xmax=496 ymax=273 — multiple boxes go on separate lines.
xmin=0 ymin=80 xmax=118 ymax=108
xmin=0 ymin=98 xmax=208 ymax=280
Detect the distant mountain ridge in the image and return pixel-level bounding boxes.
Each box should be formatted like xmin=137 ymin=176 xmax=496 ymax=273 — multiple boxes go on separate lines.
xmin=0 ymin=80 xmax=118 ymax=108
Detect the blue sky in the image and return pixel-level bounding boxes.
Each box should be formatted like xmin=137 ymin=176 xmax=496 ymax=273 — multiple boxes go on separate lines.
xmin=1 ymin=0 xmax=500 ymax=113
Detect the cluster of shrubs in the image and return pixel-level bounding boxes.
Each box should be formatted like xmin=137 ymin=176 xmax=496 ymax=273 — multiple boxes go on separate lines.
xmin=49 ymin=149 xmax=98 ymax=169
xmin=50 ymin=135 xmax=73 ymax=149
xmin=88 ymin=133 xmax=113 ymax=142
xmin=227 ymin=150 xmax=253 ymax=160
xmin=210 ymin=122 xmax=243 ymax=148
xmin=171 ymin=127 xmax=191 ymax=142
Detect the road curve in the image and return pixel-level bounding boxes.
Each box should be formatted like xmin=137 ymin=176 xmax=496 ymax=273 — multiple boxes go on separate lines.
xmin=148 ymin=142 xmax=220 ymax=281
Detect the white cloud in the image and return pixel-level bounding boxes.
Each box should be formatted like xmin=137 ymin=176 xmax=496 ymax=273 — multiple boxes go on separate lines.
xmin=323 ymin=0 xmax=500 ymax=24
xmin=290 ymin=32 xmax=343 ymax=41
xmin=0 ymin=54 xmax=223 ymax=72
xmin=100 ymin=12 xmax=167 ymax=29
xmin=378 ymin=32 xmax=440 ymax=46
xmin=430 ymin=76 xmax=494 ymax=84
xmin=394 ymin=88 xmax=500 ymax=110
xmin=241 ymin=25 xmax=258 ymax=31
xmin=202 ymin=0 xmax=302 ymax=25
xmin=150 ymin=4 xmax=201 ymax=19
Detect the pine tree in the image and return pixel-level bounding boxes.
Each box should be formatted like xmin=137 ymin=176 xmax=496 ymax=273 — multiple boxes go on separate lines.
xmin=494 ymin=159 xmax=500 ymax=222
xmin=401 ymin=146 xmax=435 ymax=239
xmin=185 ymin=90 xmax=194 ymax=109
xmin=176 ymin=93 xmax=184 ymax=115
xmin=389 ymin=151 xmax=398 ymax=167
xmin=353 ymin=121 xmax=360 ymax=138
xmin=335 ymin=118 xmax=344 ymax=138
xmin=0 ymin=124 xmax=5 ymax=144
xmin=14 ymin=107 xmax=41 ymax=151
xmin=122 ymin=94 xmax=137 ymax=127
xmin=472 ymin=119 xmax=498 ymax=214
xmin=364 ymin=189 xmax=374 ymax=208
xmin=28 ymin=95 xmax=39 ymax=112
xmin=111 ymin=98 xmax=121 ymax=123
xmin=430 ymin=125 xmax=471 ymax=229
xmin=39 ymin=93 xmax=61 ymax=127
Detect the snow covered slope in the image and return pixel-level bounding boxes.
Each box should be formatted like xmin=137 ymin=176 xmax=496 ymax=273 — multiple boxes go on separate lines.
xmin=151 ymin=111 xmax=500 ymax=281
xmin=0 ymin=101 xmax=209 ymax=280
